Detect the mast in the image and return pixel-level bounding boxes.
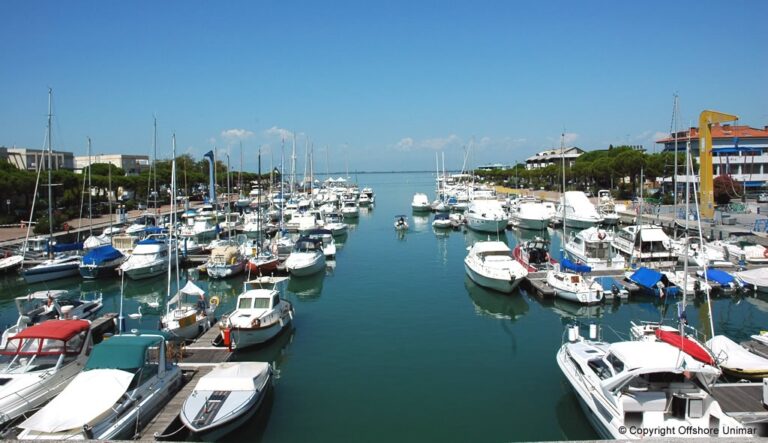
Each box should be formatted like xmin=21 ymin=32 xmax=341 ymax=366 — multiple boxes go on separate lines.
xmin=226 ymin=151 xmax=232 ymax=239
xmin=87 ymin=137 xmax=93 ymax=234
xmin=108 ymin=156 xmax=113 ymax=232
xmin=258 ymin=147 xmax=262 ymax=245
xmin=291 ymin=133 xmax=297 ymax=195
xmin=681 ymin=133 xmax=691 ymax=335
xmin=166 ymin=133 xmax=178 ymax=316
xmin=46 ymin=88 xmax=54 ymax=258
xmin=672 ymin=94 xmax=679 ymax=239
xmin=239 ymin=141 xmax=243 ymax=196
xmin=561 ymin=133 xmax=567 ymax=242
xmin=153 ymin=116 xmax=158 ymax=213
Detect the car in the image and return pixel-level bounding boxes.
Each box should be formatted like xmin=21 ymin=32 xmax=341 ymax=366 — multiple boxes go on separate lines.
xmin=137 ymin=202 xmax=147 ymax=210
xmin=758 ymin=193 xmax=768 ymax=203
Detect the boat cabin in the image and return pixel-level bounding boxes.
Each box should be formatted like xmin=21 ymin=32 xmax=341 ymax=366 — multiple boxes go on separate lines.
xmin=292 ymin=237 xmax=323 ymax=253
xmin=1 ymin=320 xmax=91 ymax=372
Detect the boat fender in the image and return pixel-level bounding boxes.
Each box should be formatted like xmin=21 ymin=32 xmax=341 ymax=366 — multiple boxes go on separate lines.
xmin=598 ymin=230 xmax=606 ymax=240
xmin=763 ymin=248 xmax=768 ymax=258
xmin=251 ymin=318 xmax=261 ymax=328
xmin=210 ymin=296 xmax=220 ymax=306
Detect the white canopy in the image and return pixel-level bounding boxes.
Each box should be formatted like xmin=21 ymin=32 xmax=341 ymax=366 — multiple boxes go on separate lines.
xmin=639 ymin=228 xmax=669 ymax=242
xmin=708 ymin=335 xmax=768 ymax=371
xmin=20 ymin=368 xmax=134 ymax=433
xmin=736 ymin=268 xmax=768 ymax=288
xmin=195 ymin=362 xmax=269 ymax=392
xmin=168 ymin=280 xmax=206 ymax=305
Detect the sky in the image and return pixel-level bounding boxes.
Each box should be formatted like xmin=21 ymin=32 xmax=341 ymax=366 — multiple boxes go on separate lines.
xmin=1 ymin=0 xmax=767 ymax=173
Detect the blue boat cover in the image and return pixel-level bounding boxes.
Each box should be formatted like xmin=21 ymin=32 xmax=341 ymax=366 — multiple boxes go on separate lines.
xmin=50 ymin=242 xmax=84 ymax=253
xmin=434 ymin=213 xmax=450 ymax=220
xmin=705 ymin=268 xmax=734 ymax=286
xmin=143 ymin=226 xmax=164 ymax=234
xmin=561 ymin=258 xmax=591 ymax=273
xmin=629 ymin=267 xmax=663 ymax=288
xmin=82 ymin=245 xmax=123 ymax=265
xmin=137 ymin=237 xmax=163 ymax=245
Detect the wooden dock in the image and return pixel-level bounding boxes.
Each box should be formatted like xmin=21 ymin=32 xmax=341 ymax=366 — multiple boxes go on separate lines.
xmin=710 ymin=382 xmax=768 ymax=426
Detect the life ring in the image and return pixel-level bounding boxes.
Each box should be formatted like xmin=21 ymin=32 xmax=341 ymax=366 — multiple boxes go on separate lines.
xmin=598 ymin=230 xmax=606 ymax=240
xmin=763 ymin=249 xmax=768 ymax=258
xmin=210 ymin=296 xmax=220 ymax=306
xmin=250 ymin=318 xmax=261 ymax=328
xmin=63 ymin=222 xmax=69 ymax=231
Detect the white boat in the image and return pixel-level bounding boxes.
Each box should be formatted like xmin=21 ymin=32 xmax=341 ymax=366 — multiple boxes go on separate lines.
xmin=546 ymin=263 xmax=604 ymax=304
xmin=557 ymin=327 xmax=746 ymax=439
xmin=358 ymin=193 xmax=372 ymax=206
xmin=125 ymin=212 xmax=160 ymax=235
xmin=508 ymin=201 xmax=552 ymax=230
xmin=735 ymin=267 xmax=768 ymax=293
xmin=306 ymin=229 xmax=336 ymax=258
xmin=670 ymin=236 xmax=734 ymax=268
xmin=596 ymin=190 xmax=620 ymax=225
xmin=512 ymin=237 xmax=555 ymax=272
xmin=17 ymin=332 xmax=182 ymax=440
xmin=285 ymin=211 xmax=323 ymax=233
xmin=78 ymin=245 xmax=126 ymax=279
xmin=711 ymin=233 xmax=768 ymax=264
xmin=564 ymin=227 xmax=626 ymax=271
xmin=611 ymin=224 xmax=677 ymax=268
xmin=180 ymin=362 xmax=272 ymax=441
xmin=22 ymin=254 xmax=81 ymax=284
xmin=411 ymin=193 xmax=431 ymax=211
xmin=0 ymin=320 xmax=95 ymax=430
xmin=465 ymin=200 xmax=508 ymax=233
xmin=180 ymin=214 xmax=219 ymax=242
xmin=394 ymin=215 xmax=409 ymax=231
xmin=323 ymin=212 xmax=348 ymax=236
xmin=205 ymin=245 xmax=246 ymax=279
xmin=1 ymin=290 xmax=103 ymax=348
xmin=284 ymin=237 xmax=326 ymax=276
xmin=217 ymin=277 xmax=294 ymax=350
xmin=340 ymin=201 xmax=360 ymax=219
xmin=0 ymin=254 xmax=23 ymax=273
xmin=560 ymin=191 xmax=603 ymax=229
xmin=464 ymin=241 xmax=528 ymax=293
xmin=432 ymin=213 xmax=453 ymax=229
xmin=707 ymin=335 xmax=768 ymax=380
xmin=662 ymin=270 xmax=712 ymax=296
xmin=161 ymin=280 xmax=217 ymax=341
xmin=118 ymin=234 xmax=177 ymax=280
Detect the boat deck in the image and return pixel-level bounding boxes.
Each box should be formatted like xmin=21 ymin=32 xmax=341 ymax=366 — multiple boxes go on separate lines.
xmin=711 ymin=383 xmax=768 ymax=424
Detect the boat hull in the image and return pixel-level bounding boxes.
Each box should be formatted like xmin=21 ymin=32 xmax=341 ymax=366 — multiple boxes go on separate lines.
xmin=513 ymin=217 xmax=549 ymax=230
xmin=564 ymin=218 xmax=600 ymax=229
xmin=466 ymin=217 xmax=507 ymax=233
xmin=464 ymin=262 xmax=522 ymax=294
xmin=23 ymin=263 xmax=80 ymax=284
xmin=123 ymin=262 xmax=168 ymax=280
xmin=227 ymin=317 xmax=292 ymax=350
xmin=207 ymin=261 xmax=245 ymax=279
xmin=185 ymin=383 xmax=271 ymax=441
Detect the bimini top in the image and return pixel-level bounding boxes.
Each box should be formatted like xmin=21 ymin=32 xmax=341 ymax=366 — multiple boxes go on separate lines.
xmin=85 ymin=334 xmax=164 ymax=371
xmin=10 ymin=319 xmax=89 ymax=341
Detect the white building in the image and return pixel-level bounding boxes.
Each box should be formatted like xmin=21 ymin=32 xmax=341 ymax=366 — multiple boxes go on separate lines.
xmin=4 ymin=147 xmax=75 ymax=170
xmin=525 ymin=147 xmax=584 ymax=170
xmin=75 ymin=154 xmax=150 ymax=175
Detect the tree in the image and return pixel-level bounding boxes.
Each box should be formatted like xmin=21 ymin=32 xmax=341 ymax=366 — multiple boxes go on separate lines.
xmin=714 ymin=175 xmax=743 ymax=205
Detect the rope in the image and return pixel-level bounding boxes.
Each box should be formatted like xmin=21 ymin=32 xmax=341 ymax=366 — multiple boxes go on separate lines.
xmin=153 ymin=422 xmax=188 ymax=439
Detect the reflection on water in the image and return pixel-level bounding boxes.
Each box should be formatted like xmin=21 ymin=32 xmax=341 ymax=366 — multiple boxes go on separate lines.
xmin=463 ymin=229 xmax=509 ymax=247
xmin=549 ymin=297 xmax=605 ymax=320
xmin=233 ymin=325 xmax=296 ymax=368
xmin=464 ymin=277 xmax=529 ymax=321
xmin=334 ymin=232 xmax=348 ymax=250
xmin=554 ymin=390 xmax=599 ymax=441
xmin=286 ymin=272 xmax=325 ymax=300
xmin=411 ymin=214 xmax=430 ymax=232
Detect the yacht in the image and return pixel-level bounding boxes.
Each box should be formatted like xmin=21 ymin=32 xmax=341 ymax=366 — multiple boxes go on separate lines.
xmin=118 ymin=234 xmax=177 ymax=280
xmin=670 ymin=236 xmax=734 ymax=268
xmin=323 ymin=212 xmax=348 ymax=236
xmin=284 ymin=237 xmax=326 ymax=276
xmin=466 ymin=200 xmax=508 ymax=233
xmin=394 ymin=215 xmax=409 ymax=231
xmin=340 ymin=201 xmax=360 ymax=219
xmin=306 ymin=229 xmax=336 ymax=258
xmin=596 ymin=190 xmax=620 ymax=225
xmin=546 ymin=262 xmax=604 ymax=304
xmin=464 ymin=241 xmax=528 ymax=293
xmin=564 ymin=227 xmax=626 ymax=271
xmin=205 ymin=245 xmax=246 ymax=279
xmin=612 ymin=225 xmax=677 ymax=269
xmin=216 ymin=277 xmax=294 ymax=350
xmin=710 ymin=232 xmax=768 ymax=264
xmin=79 ymin=244 xmax=126 ymax=279
xmin=559 ymin=191 xmax=603 ymax=229
xmin=411 ymin=193 xmax=431 ymax=212
xmin=508 ymin=201 xmax=552 ymax=230
xmin=179 ymin=214 xmax=219 ymax=243
xmin=513 ymin=237 xmax=556 ymax=272
xmin=22 ymin=254 xmax=81 ymax=284
xmin=125 ymin=212 xmax=159 ymax=235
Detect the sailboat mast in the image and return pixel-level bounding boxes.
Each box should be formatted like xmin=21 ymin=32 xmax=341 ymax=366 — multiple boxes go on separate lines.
xmin=291 ymin=133 xmax=297 ymax=195
xmin=226 ymin=151 xmax=232 ymax=238
xmin=153 ymin=116 xmax=158 ymax=213
xmin=561 ymin=133 xmax=567 ymax=242
xmin=672 ymin=94 xmax=679 ymax=240
xmin=87 ymin=137 xmax=93 ymax=234
xmin=239 ymin=141 xmax=243 ymax=195
xmin=167 ymin=134 xmax=178 ymax=316
xmin=108 ymin=157 xmax=113 ymax=231
xmin=46 ymin=88 xmax=54 ymax=258
xmin=681 ymin=132 xmax=691 ymax=335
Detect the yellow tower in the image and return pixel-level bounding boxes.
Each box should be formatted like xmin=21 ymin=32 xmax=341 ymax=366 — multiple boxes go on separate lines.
xmin=698 ymin=110 xmax=738 ymax=219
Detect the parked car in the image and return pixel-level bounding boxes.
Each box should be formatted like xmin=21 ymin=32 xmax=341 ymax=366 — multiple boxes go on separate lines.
xmin=758 ymin=193 xmax=768 ymax=203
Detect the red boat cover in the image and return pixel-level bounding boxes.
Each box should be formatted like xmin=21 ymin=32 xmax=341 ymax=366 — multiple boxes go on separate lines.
xmin=11 ymin=320 xmax=89 ymax=341
xmin=655 ymin=328 xmax=715 ymax=366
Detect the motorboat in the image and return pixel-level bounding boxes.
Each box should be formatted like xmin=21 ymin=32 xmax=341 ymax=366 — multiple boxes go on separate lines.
xmin=670 ymin=236 xmax=733 ymax=268
xmin=216 ymin=277 xmax=294 ymax=350
xmin=79 ymin=245 xmax=126 ymax=279
xmin=241 ymin=210 xmax=266 ymax=237
xmin=306 ymin=229 xmax=336 ymax=258
xmin=361 ymin=187 xmax=375 ymax=203
xmin=696 ymin=268 xmax=742 ymax=293
xmin=125 ymin=212 xmax=160 ymax=235
xmin=161 ymin=280 xmax=217 ymax=341
xmin=513 ymin=237 xmax=556 ymax=272
xmin=82 ymin=233 xmax=111 ymax=251
xmin=557 ymin=326 xmax=745 ymax=440
xmin=17 ymin=331 xmax=182 ymax=440
xmin=358 ymin=193 xmax=372 ymax=206
xmin=626 ymin=267 xmax=680 ymax=298
xmin=662 ymin=270 xmax=712 ymax=297
xmin=118 ymin=234 xmax=177 ymax=280
xmin=564 ymin=227 xmax=626 ymax=271
xmin=0 ymin=254 xmax=23 ymax=273
xmin=394 ymin=215 xmax=409 ymax=231
xmin=508 ymin=201 xmax=552 ymax=230
xmin=707 ymin=335 xmax=768 ymax=380
xmin=735 ymin=267 xmax=768 ymax=293
xmin=340 ymin=201 xmax=360 ymax=219
xmin=411 ymin=193 xmax=431 ymax=212
xmin=612 ymin=225 xmax=677 ymax=269
xmin=546 ymin=261 xmax=604 ymax=304
xmin=284 ymin=237 xmax=326 ymax=276
xmin=179 ymin=214 xmax=219 ymax=243
xmin=1 ymin=290 xmax=103 ymax=348
xmin=285 ymin=210 xmax=323 ymax=233
xmin=596 ymin=190 xmax=620 ymax=226
xmin=0 ymin=320 xmax=97 ymax=430
xmin=22 ymin=255 xmax=81 ymax=284
xmin=432 ymin=213 xmax=453 ymax=229
xmin=180 ymin=362 xmax=272 ymax=441
xmin=559 ymin=191 xmax=603 ymax=229
xmin=323 ymin=212 xmax=348 ymax=236
xmin=465 ymin=200 xmax=508 ymax=233
xmin=464 ymin=241 xmax=528 ymax=293
xmin=205 ymin=245 xmax=246 ymax=279
xmin=710 ymin=233 xmax=768 ymax=264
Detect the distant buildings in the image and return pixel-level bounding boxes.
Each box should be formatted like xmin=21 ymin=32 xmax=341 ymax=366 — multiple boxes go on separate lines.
xmin=477 ymin=163 xmax=510 ymax=171
xmin=2 ymin=147 xmax=75 ymax=170
xmin=525 ymin=147 xmax=584 ymax=170
xmin=74 ymin=154 xmax=150 ymax=175
xmin=656 ymin=123 xmax=768 ymax=188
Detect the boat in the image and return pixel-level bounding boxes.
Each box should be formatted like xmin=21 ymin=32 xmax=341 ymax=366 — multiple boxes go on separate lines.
xmin=670 ymin=236 xmax=733 ymax=268
xmin=394 ymin=215 xmax=409 ymax=231
xmin=662 ymin=270 xmax=712 ymax=296
xmin=707 ymin=335 xmax=768 ymax=380
xmin=546 ymin=260 xmax=604 ymax=304
xmin=284 ymin=237 xmax=326 ymax=276
xmin=358 ymin=193 xmax=372 ymax=206
xmin=0 ymin=320 xmax=101 ymax=431
xmin=697 ymin=268 xmax=742 ymax=293
xmin=465 ymin=200 xmax=508 ymax=233
xmin=432 ymin=213 xmax=453 ymax=229
xmin=559 ymin=191 xmax=603 ymax=229
xmin=564 ymin=227 xmax=626 ymax=271
xmin=179 ymin=214 xmax=219 ymax=243
xmin=411 ymin=193 xmax=431 ymax=212
xmin=17 ymin=331 xmax=182 ymax=440
xmin=78 ymin=244 xmax=126 ymax=279
xmin=245 ymin=246 xmax=280 ymax=276
xmin=557 ymin=326 xmax=745 ymax=440
xmin=630 ymin=322 xmax=716 ymax=365
xmin=508 ymin=201 xmax=552 ymax=230
xmin=180 ymin=362 xmax=272 ymax=441
xmin=626 ymin=267 xmax=680 ymax=298
xmin=710 ymin=232 xmax=768 ymax=264
xmin=612 ymin=224 xmax=677 ymax=268
xmin=205 ymin=245 xmax=246 ymax=279
xmin=125 ymin=212 xmax=160 ymax=236
xmin=735 ymin=267 xmax=768 ymax=293
xmin=323 ymin=211 xmax=348 ymax=236
xmin=118 ymin=234 xmax=177 ymax=280
xmin=22 ymin=254 xmax=81 ymax=284
xmin=340 ymin=200 xmax=360 ymax=219
xmin=0 ymin=290 xmax=103 ymax=348
xmin=596 ymin=190 xmax=620 ymax=225
xmin=161 ymin=280 xmax=217 ymax=341
xmin=512 ymin=237 xmax=556 ymax=272
xmin=216 ymin=277 xmax=294 ymax=350
xmin=0 ymin=254 xmax=23 ymax=273
xmin=464 ymin=241 xmax=528 ymax=293
xmin=305 ymin=229 xmax=336 ymax=258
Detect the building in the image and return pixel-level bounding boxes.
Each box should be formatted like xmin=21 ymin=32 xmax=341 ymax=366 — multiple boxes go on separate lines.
xmin=4 ymin=147 xmax=75 ymax=170
xmin=477 ymin=163 xmax=510 ymax=171
xmin=75 ymin=154 xmax=150 ymax=175
xmin=525 ymin=147 xmax=584 ymax=170
xmin=656 ymin=123 xmax=768 ymax=188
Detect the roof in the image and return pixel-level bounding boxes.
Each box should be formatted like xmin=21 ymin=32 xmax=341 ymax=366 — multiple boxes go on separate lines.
xmin=609 ymin=341 xmax=698 ymax=371
xmin=639 ymin=228 xmax=669 ymax=242
xmin=656 ymin=124 xmax=768 ymax=144
xmin=85 ymin=334 xmax=164 ymax=371
xmin=10 ymin=319 xmax=89 ymax=341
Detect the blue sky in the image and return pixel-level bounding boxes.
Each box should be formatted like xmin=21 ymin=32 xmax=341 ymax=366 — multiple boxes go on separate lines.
xmin=1 ymin=0 xmax=766 ymax=172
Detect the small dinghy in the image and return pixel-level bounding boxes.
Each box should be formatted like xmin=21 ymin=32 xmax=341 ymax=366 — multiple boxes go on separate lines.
xmin=181 ymin=362 xmax=272 ymax=441
xmin=707 ymin=335 xmax=768 ymax=380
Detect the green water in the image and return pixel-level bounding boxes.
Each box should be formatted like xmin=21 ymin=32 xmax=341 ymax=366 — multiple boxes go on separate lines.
xmin=2 ymin=172 xmax=768 ymax=442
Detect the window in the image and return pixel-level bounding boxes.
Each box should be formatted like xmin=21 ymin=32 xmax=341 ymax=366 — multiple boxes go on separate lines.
xmin=238 ymin=298 xmax=253 ymax=309
xmin=606 ymin=353 xmax=624 ymax=373
xmin=252 ymin=298 xmax=271 ymax=309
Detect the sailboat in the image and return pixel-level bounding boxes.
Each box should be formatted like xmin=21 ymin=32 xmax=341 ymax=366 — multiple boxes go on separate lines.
xmin=22 ymin=89 xmax=80 ymax=284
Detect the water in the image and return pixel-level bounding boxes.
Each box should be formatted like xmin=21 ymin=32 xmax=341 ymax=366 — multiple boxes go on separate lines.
xmin=2 ymin=172 xmax=768 ymax=441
